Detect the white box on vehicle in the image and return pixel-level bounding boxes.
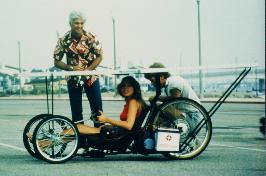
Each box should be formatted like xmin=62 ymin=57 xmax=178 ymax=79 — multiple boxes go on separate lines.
xmin=155 ymin=127 xmax=180 ymax=152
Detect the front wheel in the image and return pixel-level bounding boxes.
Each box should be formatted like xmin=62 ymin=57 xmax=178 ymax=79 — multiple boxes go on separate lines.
xmin=23 ymin=114 xmax=52 ymax=158
xmin=32 ymin=116 xmax=79 ymax=163
xmin=153 ymin=98 xmax=212 ymax=159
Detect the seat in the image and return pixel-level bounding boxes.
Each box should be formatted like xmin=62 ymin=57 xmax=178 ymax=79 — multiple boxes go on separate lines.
xmin=81 ymin=104 xmax=150 ymax=151
xmin=131 ymin=104 xmax=150 ymax=131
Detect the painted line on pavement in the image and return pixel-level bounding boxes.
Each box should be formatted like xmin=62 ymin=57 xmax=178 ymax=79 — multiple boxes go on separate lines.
xmin=0 ymin=142 xmax=26 ymax=152
xmin=211 ymin=143 xmax=265 ymax=152
xmin=0 ymin=142 xmax=265 ymax=154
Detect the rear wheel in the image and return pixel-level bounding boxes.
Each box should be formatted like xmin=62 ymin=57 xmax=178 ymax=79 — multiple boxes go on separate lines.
xmin=153 ymin=98 xmax=212 ymax=159
xmin=23 ymin=114 xmax=52 ymax=158
xmin=32 ymin=116 xmax=79 ymax=163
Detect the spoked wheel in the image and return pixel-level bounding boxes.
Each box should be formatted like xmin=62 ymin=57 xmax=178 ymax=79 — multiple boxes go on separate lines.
xmin=23 ymin=114 xmax=52 ymax=158
xmin=32 ymin=116 xmax=79 ymax=163
xmin=153 ymin=97 xmax=212 ymax=159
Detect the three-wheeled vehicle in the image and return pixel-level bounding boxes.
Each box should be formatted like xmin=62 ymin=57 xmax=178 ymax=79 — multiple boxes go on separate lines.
xmin=23 ymin=68 xmax=250 ymax=163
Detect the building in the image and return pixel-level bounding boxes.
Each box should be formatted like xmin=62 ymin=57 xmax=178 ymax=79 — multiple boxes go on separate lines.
xmin=0 ymin=63 xmax=28 ymax=94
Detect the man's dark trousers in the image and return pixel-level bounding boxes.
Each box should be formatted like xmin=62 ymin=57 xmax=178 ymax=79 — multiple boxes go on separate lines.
xmin=67 ymin=78 xmax=103 ymax=126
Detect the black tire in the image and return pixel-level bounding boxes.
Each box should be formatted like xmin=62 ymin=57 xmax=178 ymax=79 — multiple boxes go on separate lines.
xmin=153 ymin=97 xmax=212 ymax=159
xmin=32 ymin=115 xmax=79 ymax=164
xmin=23 ymin=114 xmax=52 ymax=158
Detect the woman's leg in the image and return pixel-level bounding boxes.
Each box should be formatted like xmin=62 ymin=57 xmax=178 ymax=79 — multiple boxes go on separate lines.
xmin=76 ymin=124 xmax=101 ymax=134
xmin=61 ymin=124 xmax=101 ymax=136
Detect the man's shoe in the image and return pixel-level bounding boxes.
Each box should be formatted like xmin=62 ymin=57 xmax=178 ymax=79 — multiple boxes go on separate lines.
xmin=76 ymin=148 xmax=90 ymax=156
xmin=76 ymin=148 xmax=105 ymax=157
xmin=90 ymin=113 xmax=104 ymax=127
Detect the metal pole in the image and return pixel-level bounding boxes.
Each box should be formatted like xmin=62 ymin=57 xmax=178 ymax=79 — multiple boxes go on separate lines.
xmin=51 ymin=74 xmax=54 ymax=115
xmin=196 ymin=0 xmax=203 ymax=99
xmin=112 ymin=17 xmax=117 ymax=91
xmin=255 ymin=65 xmax=258 ymax=96
xmin=17 ymin=41 xmax=22 ymax=97
xmin=56 ymin=31 xmax=61 ymax=97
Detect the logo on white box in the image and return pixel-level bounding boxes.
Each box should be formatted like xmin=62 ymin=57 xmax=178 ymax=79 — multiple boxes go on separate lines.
xmin=166 ymin=135 xmax=172 ymax=141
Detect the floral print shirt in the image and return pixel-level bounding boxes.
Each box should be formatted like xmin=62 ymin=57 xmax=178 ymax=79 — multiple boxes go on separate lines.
xmin=54 ymin=30 xmax=101 ymax=69
xmin=53 ymin=30 xmax=102 ymax=86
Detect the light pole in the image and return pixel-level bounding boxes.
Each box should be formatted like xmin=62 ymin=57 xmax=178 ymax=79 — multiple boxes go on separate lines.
xmin=56 ymin=31 xmax=61 ymax=97
xmin=17 ymin=41 xmax=22 ymax=97
xmin=255 ymin=61 xmax=258 ymax=96
xmin=112 ymin=17 xmax=117 ymax=90
xmin=196 ymin=0 xmax=203 ymax=98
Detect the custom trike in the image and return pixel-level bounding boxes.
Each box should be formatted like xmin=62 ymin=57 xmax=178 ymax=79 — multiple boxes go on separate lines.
xmin=23 ymin=68 xmax=250 ymax=163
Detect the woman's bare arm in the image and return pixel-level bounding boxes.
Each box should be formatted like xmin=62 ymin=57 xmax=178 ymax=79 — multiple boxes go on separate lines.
xmin=97 ymin=99 xmax=139 ymax=130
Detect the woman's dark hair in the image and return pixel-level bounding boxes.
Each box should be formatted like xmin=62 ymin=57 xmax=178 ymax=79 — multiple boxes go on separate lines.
xmin=117 ymin=76 xmax=146 ymax=107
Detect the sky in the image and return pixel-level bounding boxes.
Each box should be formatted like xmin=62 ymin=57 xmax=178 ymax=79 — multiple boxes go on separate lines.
xmin=0 ymin=0 xmax=264 ymax=70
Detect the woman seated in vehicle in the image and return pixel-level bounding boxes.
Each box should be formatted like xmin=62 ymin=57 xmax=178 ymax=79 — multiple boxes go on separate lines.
xmin=70 ymin=75 xmax=146 ymax=135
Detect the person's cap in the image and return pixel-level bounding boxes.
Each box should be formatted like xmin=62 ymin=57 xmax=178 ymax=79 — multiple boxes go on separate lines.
xmin=144 ymin=62 xmax=170 ymax=79
xmin=149 ymin=62 xmax=166 ymax=68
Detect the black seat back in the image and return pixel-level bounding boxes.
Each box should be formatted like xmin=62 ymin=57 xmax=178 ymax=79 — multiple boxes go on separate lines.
xmin=131 ymin=104 xmax=150 ymax=131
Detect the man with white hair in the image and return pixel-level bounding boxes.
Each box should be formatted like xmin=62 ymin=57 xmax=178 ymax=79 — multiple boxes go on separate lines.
xmin=54 ymin=11 xmax=103 ymax=129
